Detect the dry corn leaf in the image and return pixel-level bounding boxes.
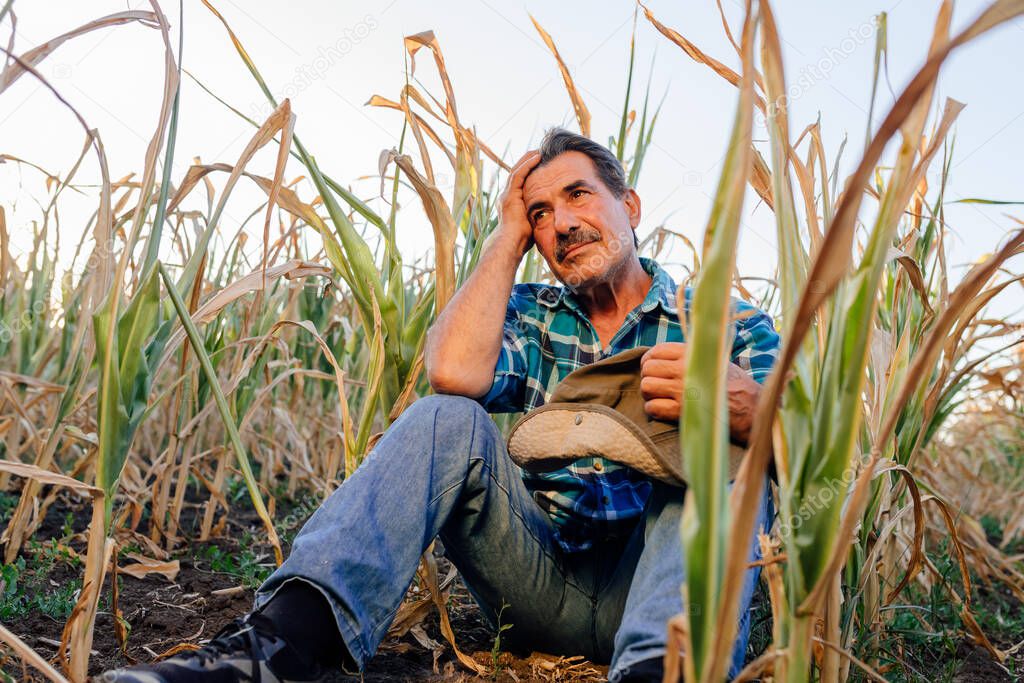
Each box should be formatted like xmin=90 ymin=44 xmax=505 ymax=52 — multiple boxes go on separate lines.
xmin=417 ymin=548 xmax=483 ymax=675
xmin=639 ymin=2 xmax=766 ymax=112
xmin=0 ymin=11 xmax=159 ymax=94
xmin=386 ymin=152 xmax=458 ymax=312
xmin=159 ymin=260 xmax=330 ymax=365
xmin=529 ymin=15 xmax=591 ymax=136
xmin=119 ymin=552 xmax=181 ymax=581
xmin=0 ymin=623 xmax=69 ymax=683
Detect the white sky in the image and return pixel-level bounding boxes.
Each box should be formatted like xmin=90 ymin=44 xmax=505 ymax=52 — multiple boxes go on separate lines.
xmin=1 ymin=0 xmax=1022 ymax=322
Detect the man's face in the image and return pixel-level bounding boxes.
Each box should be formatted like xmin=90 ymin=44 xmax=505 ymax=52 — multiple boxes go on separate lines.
xmin=522 ymin=151 xmax=641 ymax=289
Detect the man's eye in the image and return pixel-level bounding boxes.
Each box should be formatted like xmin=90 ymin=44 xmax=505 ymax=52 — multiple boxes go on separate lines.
xmin=571 ymin=189 xmax=587 ymax=199
xmin=532 ymin=210 xmax=547 ymax=222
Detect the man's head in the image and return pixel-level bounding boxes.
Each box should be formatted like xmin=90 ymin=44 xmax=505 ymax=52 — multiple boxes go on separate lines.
xmin=523 ymin=127 xmax=642 ymax=289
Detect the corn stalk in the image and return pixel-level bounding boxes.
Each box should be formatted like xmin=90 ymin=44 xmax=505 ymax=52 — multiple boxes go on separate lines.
xmin=675 ymin=2 xmax=756 ymax=681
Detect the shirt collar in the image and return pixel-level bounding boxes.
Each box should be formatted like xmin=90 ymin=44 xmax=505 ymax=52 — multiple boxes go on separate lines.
xmin=536 ymin=256 xmax=679 ymax=316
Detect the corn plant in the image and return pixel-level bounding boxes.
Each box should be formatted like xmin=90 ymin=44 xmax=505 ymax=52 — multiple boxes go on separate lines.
xmin=643 ymin=1 xmax=1024 ymax=681
xmin=673 ymin=3 xmax=757 ymax=681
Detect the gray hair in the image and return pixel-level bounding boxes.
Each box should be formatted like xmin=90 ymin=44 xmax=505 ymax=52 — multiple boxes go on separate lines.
xmin=537 ymin=127 xmax=638 ymax=248
xmin=538 ymin=127 xmax=628 ymax=198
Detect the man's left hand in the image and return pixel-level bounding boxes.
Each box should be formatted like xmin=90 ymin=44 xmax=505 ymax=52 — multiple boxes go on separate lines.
xmin=639 ymin=342 xmax=761 ymax=445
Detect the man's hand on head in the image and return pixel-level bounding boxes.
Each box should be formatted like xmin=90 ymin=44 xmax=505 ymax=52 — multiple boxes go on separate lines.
xmin=497 ymin=150 xmax=542 ymax=259
xmin=639 ymin=341 xmax=761 ymax=445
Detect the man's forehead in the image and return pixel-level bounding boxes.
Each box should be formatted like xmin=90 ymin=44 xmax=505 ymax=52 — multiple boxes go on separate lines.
xmin=523 ymin=151 xmax=598 ymax=198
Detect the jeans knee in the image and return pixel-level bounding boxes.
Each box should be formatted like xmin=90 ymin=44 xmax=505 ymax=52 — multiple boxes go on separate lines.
xmin=393 ymin=394 xmax=497 ymax=455
xmin=404 ymin=393 xmax=488 ymax=423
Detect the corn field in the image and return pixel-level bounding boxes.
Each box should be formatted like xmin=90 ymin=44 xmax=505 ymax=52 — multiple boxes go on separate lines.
xmin=0 ymin=1 xmax=1022 ymax=681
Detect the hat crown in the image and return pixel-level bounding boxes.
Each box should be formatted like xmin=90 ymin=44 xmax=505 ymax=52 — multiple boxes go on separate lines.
xmin=548 ymin=346 xmax=647 ymax=405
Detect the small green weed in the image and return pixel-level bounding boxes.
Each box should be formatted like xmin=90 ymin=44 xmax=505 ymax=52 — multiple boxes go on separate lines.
xmin=201 ymin=535 xmax=271 ymax=588
xmin=0 ymin=491 xmax=17 ymax=520
xmin=490 ymin=599 xmax=513 ymax=680
xmin=0 ymin=545 xmax=83 ymax=621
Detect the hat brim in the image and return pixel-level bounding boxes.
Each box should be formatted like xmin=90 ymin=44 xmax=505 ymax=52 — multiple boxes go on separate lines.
xmin=507 ymin=403 xmax=684 ymax=486
xmin=507 ymin=403 xmax=749 ymax=487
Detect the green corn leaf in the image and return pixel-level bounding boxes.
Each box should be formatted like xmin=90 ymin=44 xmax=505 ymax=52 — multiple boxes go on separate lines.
xmin=678 ymin=9 xmax=756 ymax=682
xmin=92 ymin=265 xmax=171 ymax=526
xmin=157 ymin=262 xmax=283 ymax=564
xmin=951 ymin=197 xmax=1024 ymax=205
xmin=615 ymin=10 xmax=637 ymax=162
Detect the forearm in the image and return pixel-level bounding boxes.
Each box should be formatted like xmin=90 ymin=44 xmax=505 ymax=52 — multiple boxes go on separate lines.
xmin=727 ymin=365 xmax=761 ymax=446
xmin=424 ymin=231 xmax=528 ymax=397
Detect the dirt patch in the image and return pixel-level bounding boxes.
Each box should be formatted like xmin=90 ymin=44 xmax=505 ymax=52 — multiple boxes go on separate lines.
xmin=3 ymin=490 xmax=1019 ymax=682
xmin=6 ymin=551 xmax=604 ymax=682
xmin=1 ymin=491 xmax=607 ymax=682
xmin=952 ymin=641 xmax=1013 ymax=683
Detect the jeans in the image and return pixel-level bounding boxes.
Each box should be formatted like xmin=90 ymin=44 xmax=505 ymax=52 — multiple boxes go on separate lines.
xmin=253 ymin=395 xmax=773 ymax=679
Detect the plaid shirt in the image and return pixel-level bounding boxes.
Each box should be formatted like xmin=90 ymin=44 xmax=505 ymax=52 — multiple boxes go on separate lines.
xmin=478 ymin=257 xmax=781 ymax=553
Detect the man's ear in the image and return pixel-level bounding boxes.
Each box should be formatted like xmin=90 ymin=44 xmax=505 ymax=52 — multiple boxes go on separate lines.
xmin=624 ymin=188 xmax=641 ymax=228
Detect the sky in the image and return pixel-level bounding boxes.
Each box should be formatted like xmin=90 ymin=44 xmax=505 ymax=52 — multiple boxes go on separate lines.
xmin=0 ymin=0 xmax=1022 ymax=322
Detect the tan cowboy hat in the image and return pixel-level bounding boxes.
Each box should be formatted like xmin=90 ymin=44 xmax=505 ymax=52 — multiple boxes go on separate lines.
xmin=506 ymin=346 xmax=747 ymax=486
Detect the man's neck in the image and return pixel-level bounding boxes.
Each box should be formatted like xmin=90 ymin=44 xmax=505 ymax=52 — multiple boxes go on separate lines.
xmin=574 ymin=257 xmax=653 ymax=332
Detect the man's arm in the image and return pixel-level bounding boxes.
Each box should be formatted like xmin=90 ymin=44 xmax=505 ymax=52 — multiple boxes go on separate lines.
xmin=424 ymin=150 xmax=541 ymax=397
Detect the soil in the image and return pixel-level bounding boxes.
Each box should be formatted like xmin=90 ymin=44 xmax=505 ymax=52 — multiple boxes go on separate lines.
xmin=1 ymin=489 xmax=607 ymax=682
xmin=11 ymin=550 xmax=602 ymax=682
xmin=950 ymin=641 xmax=1014 ymax=683
xmin=2 ymin=488 xmax=1021 ymax=682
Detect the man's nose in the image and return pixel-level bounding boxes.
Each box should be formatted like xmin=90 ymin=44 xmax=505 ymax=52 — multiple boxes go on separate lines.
xmin=553 ymin=205 xmax=578 ymax=234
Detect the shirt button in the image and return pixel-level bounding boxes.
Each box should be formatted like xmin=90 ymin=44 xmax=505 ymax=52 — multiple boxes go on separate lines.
xmin=593 ymin=461 xmax=603 ymax=472
xmin=602 ymin=495 xmax=610 ymax=505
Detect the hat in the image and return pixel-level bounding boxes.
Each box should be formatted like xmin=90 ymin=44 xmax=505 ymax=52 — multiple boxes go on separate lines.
xmin=506 ymin=346 xmax=747 ymax=486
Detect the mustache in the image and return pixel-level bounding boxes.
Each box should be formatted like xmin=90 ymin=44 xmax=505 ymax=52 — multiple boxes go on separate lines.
xmin=555 ymin=228 xmax=601 ymax=263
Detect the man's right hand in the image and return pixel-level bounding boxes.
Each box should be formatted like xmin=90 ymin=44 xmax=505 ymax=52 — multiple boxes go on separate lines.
xmin=497 ymin=150 xmax=542 ymax=259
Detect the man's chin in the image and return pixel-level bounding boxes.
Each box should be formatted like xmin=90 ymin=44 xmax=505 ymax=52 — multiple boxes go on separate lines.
xmin=555 ymin=259 xmax=608 ymax=291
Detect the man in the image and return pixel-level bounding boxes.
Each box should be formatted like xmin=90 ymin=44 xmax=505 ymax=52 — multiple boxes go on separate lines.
xmin=102 ymin=128 xmax=779 ymax=683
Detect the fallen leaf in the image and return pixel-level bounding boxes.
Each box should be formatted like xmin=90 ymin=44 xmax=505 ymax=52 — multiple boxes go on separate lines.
xmin=119 ymin=553 xmax=180 ymax=581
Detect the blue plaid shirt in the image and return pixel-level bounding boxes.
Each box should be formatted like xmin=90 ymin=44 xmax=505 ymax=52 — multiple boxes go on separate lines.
xmin=478 ymin=257 xmax=780 ymax=553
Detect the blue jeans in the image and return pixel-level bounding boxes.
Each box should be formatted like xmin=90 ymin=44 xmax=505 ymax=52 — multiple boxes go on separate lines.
xmin=253 ymin=395 xmax=773 ymax=679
